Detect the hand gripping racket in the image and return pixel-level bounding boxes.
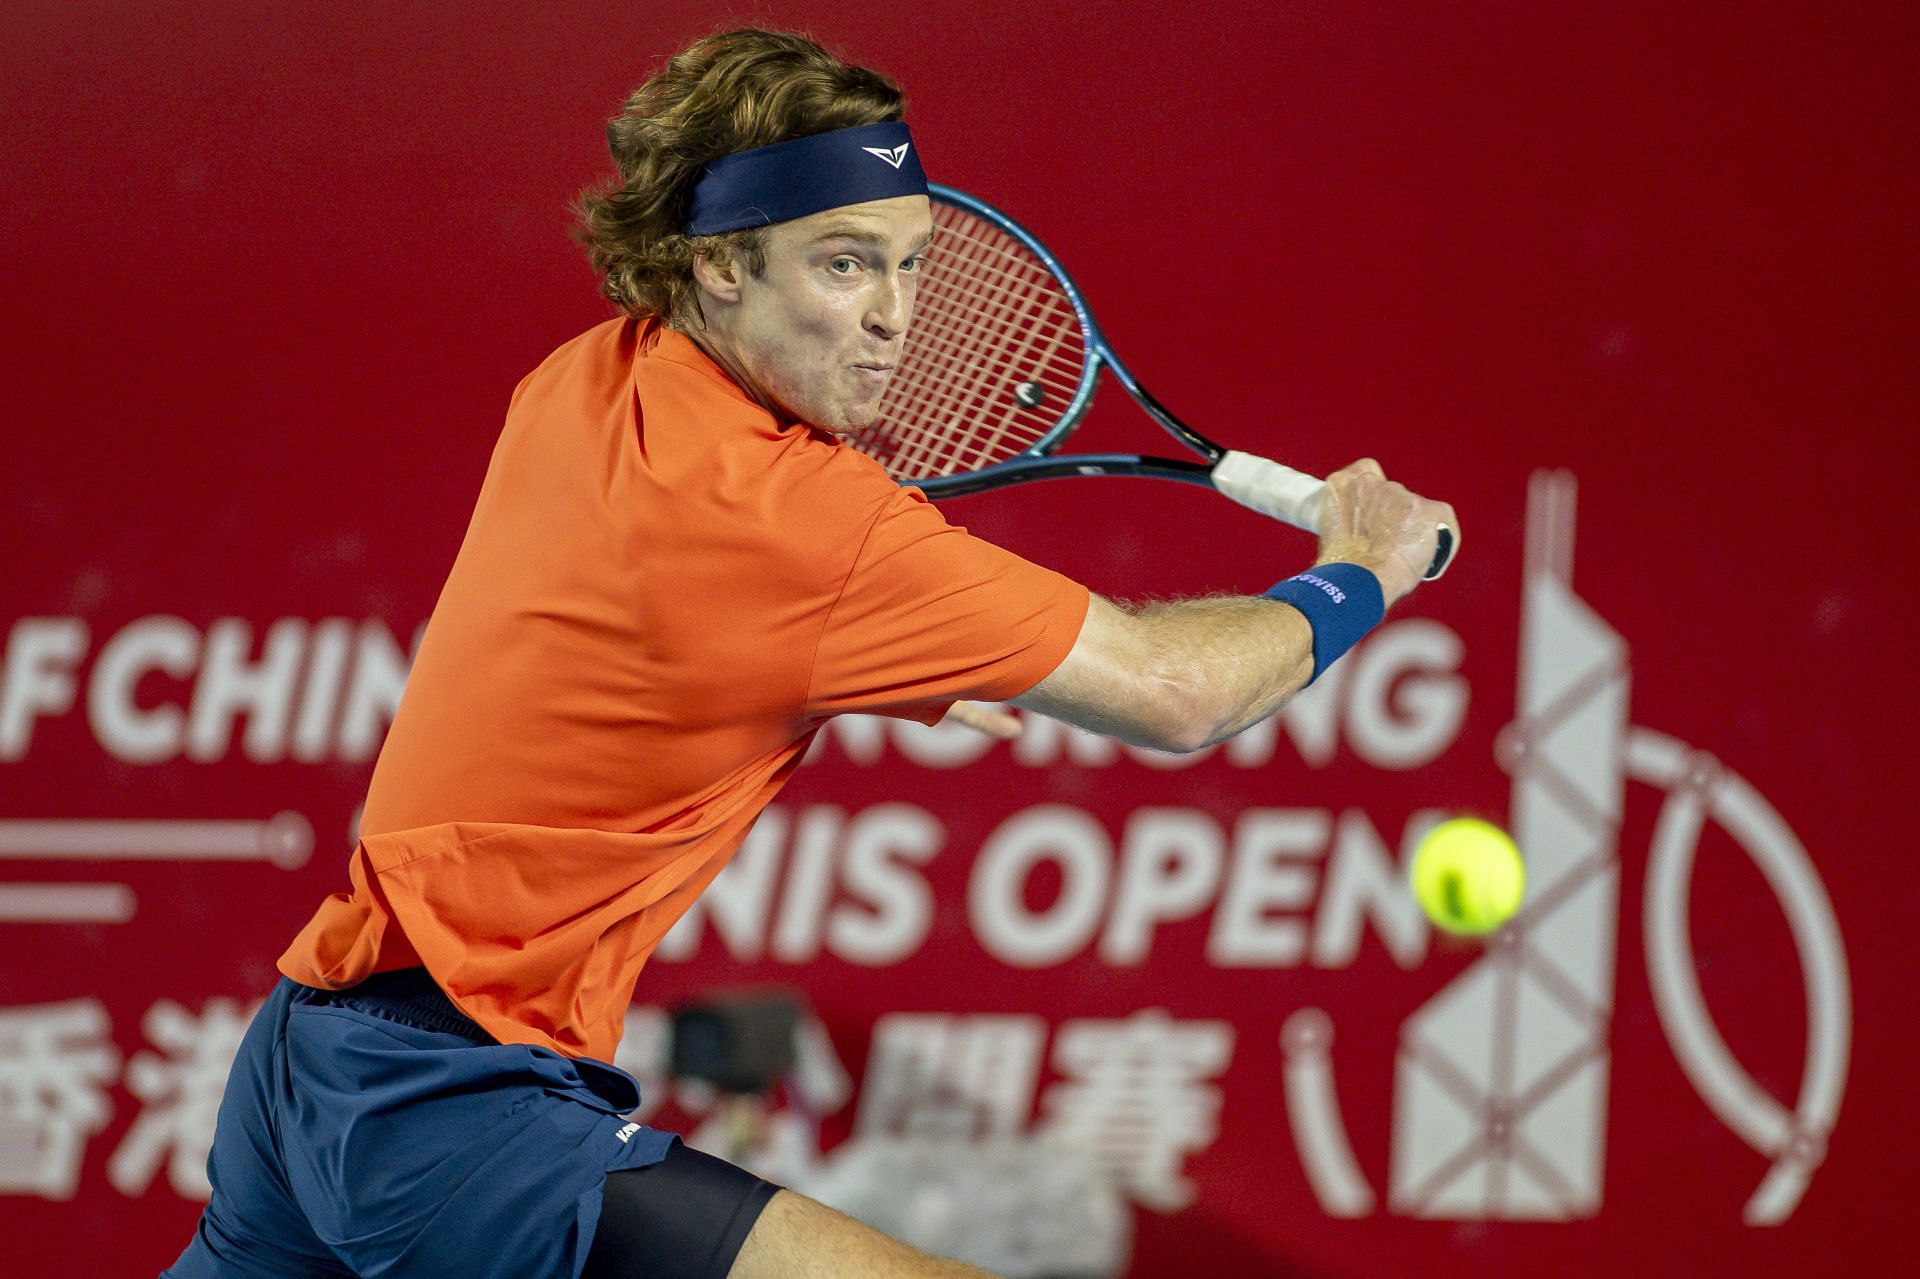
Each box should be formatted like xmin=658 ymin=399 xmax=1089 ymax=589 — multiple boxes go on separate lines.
xmin=848 ymin=183 xmax=1456 ymax=580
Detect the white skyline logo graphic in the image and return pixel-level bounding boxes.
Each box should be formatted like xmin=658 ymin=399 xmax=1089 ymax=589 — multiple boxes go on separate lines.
xmin=1280 ymin=469 xmax=1851 ymax=1226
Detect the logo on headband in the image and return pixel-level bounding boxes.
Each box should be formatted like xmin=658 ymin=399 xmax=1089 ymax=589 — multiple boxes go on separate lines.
xmin=862 ymin=142 xmax=912 ymax=170
xmin=684 ymin=124 xmax=925 ymax=235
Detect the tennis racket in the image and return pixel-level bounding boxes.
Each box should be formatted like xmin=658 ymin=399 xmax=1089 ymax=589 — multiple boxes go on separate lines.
xmin=848 ymin=183 xmax=1456 ymax=581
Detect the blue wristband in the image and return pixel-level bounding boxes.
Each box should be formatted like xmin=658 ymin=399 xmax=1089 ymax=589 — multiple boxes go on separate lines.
xmin=1263 ymin=564 xmax=1385 ymax=683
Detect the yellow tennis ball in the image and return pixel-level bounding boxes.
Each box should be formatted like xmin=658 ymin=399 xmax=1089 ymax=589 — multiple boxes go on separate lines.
xmin=1411 ymin=818 xmax=1525 ymax=935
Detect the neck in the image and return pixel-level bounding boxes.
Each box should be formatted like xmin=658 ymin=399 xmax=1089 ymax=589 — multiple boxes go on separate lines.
xmin=673 ymin=317 xmax=781 ymax=420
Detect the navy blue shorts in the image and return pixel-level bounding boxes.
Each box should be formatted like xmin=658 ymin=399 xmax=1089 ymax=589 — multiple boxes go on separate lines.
xmin=162 ymin=972 xmax=777 ymax=1278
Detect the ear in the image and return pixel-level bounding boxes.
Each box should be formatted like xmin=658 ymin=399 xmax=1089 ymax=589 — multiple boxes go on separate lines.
xmin=690 ymin=249 xmax=743 ymax=305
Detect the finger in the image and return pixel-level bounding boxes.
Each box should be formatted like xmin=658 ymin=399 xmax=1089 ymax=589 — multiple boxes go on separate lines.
xmin=946 ymin=701 xmax=1023 ymax=740
xmin=1326 ymin=458 xmax=1383 ymax=486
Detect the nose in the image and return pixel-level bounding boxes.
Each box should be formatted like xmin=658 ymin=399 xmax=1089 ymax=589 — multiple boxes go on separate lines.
xmin=864 ymin=272 xmax=912 ymax=341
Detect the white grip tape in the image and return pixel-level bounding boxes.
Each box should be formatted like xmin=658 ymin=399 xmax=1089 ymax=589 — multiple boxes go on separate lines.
xmin=1211 ymin=450 xmax=1327 ymax=532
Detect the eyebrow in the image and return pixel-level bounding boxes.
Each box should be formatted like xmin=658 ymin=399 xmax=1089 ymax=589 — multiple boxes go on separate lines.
xmin=809 ymin=224 xmax=886 ymax=246
xmin=810 ymin=225 xmax=937 ymax=253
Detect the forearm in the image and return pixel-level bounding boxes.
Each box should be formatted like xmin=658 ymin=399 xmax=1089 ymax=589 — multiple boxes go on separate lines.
xmin=1121 ymin=593 xmax=1317 ymax=747
xmin=1014 ymin=459 xmax=1453 ymax=755
xmin=1013 ymin=591 xmax=1319 ymax=754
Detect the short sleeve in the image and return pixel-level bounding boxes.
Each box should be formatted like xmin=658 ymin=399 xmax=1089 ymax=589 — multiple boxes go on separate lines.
xmin=806 ymin=485 xmax=1089 ymax=723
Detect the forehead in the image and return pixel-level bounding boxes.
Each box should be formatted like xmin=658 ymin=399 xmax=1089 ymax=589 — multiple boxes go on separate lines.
xmin=775 ymin=195 xmax=934 ymax=248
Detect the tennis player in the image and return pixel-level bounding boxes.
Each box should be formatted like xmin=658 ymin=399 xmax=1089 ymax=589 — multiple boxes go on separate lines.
xmin=163 ymin=27 xmax=1455 ymax=1279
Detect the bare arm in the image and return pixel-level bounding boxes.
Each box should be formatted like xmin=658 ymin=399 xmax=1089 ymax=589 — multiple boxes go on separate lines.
xmin=1010 ymin=592 xmax=1312 ymax=752
xmin=1010 ymin=458 xmax=1457 ymax=753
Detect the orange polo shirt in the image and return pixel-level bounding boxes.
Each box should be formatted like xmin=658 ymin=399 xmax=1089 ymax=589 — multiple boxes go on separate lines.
xmin=279 ymin=318 xmax=1088 ymax=1061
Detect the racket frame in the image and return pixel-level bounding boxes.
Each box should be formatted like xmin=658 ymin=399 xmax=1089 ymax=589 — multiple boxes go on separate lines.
xmin=903 ymin=183 xmax=1226 ymax=497
xmin=899 ymin=186 xmax=1456 ymax=583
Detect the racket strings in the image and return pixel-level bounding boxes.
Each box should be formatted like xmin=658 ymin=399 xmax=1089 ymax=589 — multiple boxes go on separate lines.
xmin=916 ymin=227 xmax=1087 ymax=344
xmin=890 ymin=284 xmax=1078 ymax=469
xmin=884 ymin=225 xmax=1075 ymax=472
xmin=851 ymin=204 xmax=1088 ymax=479
xmin=888 ymin=249 xmax=1054 ymax=462
xmin=878 ymin=315 xmax=1073 ymax=473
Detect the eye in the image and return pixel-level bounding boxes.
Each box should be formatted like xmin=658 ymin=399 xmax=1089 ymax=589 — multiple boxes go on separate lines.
xmin=900 ymin=254 xmax=925 ymax=275
xmin=829 ymin=256 xmax=861 ymax=275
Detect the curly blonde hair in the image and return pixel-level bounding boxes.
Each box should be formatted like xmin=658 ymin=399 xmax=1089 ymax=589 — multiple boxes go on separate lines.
xmin=573 ymin=29 xmax=906 ymax=324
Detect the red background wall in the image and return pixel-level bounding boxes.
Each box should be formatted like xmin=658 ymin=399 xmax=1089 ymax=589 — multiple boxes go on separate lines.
xmin=3 ymin=3 xmax=1915 ymax=1275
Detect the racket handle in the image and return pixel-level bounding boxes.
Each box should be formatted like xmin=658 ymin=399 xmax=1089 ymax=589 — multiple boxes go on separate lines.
xmin=1212 ymin=451 xmax=1456 ymax=581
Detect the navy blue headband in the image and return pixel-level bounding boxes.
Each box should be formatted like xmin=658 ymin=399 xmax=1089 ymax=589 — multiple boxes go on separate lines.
xmin=683 ymin=122 xmax=928 ymax=236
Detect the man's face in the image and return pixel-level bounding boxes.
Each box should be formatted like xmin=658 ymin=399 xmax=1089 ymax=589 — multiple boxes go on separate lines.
xmin=700 ymin=195 xmax=933 ymax=434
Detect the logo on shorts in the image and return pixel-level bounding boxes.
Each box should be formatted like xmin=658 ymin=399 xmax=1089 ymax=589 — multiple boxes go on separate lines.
xmin=613 ymin=1122 xmax=640 ymax=1144
xmin=862 ymin=143 xmax=911 ymax=169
